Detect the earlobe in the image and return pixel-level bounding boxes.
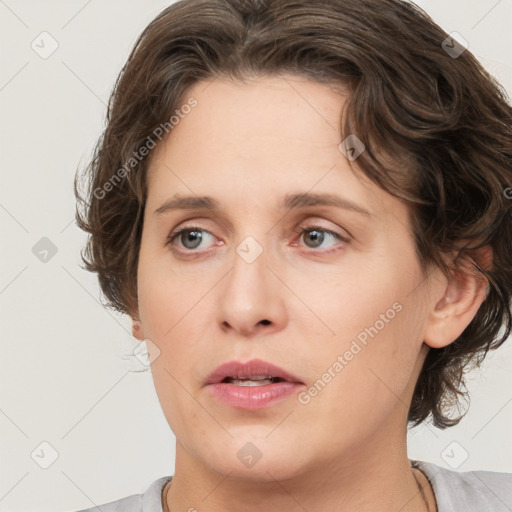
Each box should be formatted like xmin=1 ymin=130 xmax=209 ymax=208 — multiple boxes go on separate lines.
xmin=129 ymin=304 xmax=146 ymax=341
xmin=424 ymin=247 xmax=491 ymax=349
xmin=131 ymin=318 xmax=145 ymax=341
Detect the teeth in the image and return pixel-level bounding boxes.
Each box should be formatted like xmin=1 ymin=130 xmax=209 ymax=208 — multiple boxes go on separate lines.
xmin=229 ymin=378 xmax=274 ymax=387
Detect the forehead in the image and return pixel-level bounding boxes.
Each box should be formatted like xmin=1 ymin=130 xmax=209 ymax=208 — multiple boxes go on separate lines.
xmin=151 ymin=75 xmax=348 ymax=163
xmin=145 ymin=75 xmax=400 ymax=220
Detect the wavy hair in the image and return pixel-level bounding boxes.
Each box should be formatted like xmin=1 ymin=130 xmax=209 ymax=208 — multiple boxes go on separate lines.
xmin=74 ymin=0 xmax=512 ymax=428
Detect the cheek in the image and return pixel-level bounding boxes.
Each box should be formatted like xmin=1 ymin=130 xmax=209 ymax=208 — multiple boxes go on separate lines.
xmin=136 ymin=249 xmax=214 ymax=388
xmin=136 ymin=241 xmax=205 ymax=336
xmin=298 ymin=257 xmax=427 ymax=401
xmin=295 ymin=301 xmax=424 ymax=455
xmin=287 ymin=262 xmax=402 ymax=344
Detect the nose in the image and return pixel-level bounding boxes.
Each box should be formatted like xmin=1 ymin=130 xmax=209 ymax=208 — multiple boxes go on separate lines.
xmin=216 ymin=239 xmax=287 ymax=338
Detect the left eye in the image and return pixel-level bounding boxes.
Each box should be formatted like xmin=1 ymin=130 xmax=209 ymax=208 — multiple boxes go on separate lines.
xmin=166 ymin=225 xmax=347 ymax=252
xmin=293 ymin=226 xmax=345 ymax=250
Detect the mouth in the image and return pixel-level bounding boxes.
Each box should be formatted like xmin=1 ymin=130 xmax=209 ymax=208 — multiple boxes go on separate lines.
xmin=204 ymin=358 xmax=304 ymax=386
xmin=204 ymin=359 xmax=305 ymax=410
xmin=219 ymin=376 xmax=286 ymax=386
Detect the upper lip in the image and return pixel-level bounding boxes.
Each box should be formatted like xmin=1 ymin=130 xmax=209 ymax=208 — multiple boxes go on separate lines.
xmin=205 ymin=358 xmax=304 ymax=385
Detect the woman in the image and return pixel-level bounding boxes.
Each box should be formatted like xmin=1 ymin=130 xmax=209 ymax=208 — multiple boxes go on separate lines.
xmin=73 ymin=0 xmax=512 ymax=510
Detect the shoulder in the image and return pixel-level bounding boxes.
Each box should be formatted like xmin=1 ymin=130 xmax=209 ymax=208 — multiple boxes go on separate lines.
xmin=414 ymin=459 xmax=512 ymax=512
xmin=69 ymin=476 xmax=173 ymax=512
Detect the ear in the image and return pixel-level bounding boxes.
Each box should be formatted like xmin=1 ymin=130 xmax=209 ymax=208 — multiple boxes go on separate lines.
xmin=130 ymin=309 xmax=146 ymax=341
xmin=423 ymin=246 xmax=492 ymax=349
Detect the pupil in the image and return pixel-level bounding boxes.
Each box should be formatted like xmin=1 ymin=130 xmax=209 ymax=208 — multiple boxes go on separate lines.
xmin=182 ymin=229 xmax=202 ymax=249
xmin=305 ymin=229 xmax=323 ymax=248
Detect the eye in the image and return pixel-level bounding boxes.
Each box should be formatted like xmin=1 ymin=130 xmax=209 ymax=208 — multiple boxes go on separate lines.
xmin=293 ymin=225 xmax=349 ymax=252
xmin=166 ymin=223 xmax=349 ymax=254
xmin=166 ymin=226 xmax=217 ymax=251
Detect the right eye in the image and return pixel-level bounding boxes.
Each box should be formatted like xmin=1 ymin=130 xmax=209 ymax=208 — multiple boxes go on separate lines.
xmin=166 ymin=226 xmax=218 ymax=252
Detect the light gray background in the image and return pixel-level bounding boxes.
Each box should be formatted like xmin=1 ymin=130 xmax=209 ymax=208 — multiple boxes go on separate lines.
xmin=1 ymin=1 xmax=511 ymax=511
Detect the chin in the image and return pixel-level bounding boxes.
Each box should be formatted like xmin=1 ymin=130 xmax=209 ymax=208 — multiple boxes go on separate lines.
xmin=210 ymin=456 xmax=304 ymax=483
xmin=197 ymin=433 xmax=310 ymax=482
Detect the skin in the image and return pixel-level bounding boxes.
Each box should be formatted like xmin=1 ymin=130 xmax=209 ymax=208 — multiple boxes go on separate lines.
xmin=131 ymin=74 xmax=489 ymax=512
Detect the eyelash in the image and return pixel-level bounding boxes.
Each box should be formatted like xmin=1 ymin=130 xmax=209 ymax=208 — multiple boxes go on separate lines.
xmin=166 ymin=223 xmax=350 ymax=255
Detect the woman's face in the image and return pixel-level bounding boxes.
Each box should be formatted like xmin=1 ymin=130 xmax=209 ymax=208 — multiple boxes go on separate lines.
xmin=135 ymin=74 xmax=438 ymax=480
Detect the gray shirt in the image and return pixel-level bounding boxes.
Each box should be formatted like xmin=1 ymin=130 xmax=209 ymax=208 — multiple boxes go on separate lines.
xmin=72 ymin=460 xmax=512 ymax=512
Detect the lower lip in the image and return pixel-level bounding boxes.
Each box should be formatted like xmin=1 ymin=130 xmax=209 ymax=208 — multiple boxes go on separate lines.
xmin=207 ymin=381 xmax=304 ymax=410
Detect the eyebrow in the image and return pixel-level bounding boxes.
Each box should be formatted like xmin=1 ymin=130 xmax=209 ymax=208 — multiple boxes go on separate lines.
xmin=154 ymin=192 xmax=373 ymax=218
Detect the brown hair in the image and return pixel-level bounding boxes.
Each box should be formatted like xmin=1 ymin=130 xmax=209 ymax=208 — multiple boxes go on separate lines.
xmin=74 ymin=0 xmax=512 ymax=429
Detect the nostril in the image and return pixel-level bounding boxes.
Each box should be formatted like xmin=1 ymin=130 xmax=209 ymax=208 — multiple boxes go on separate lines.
xmin=260 ymin=319 xmax=271 ymax=325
